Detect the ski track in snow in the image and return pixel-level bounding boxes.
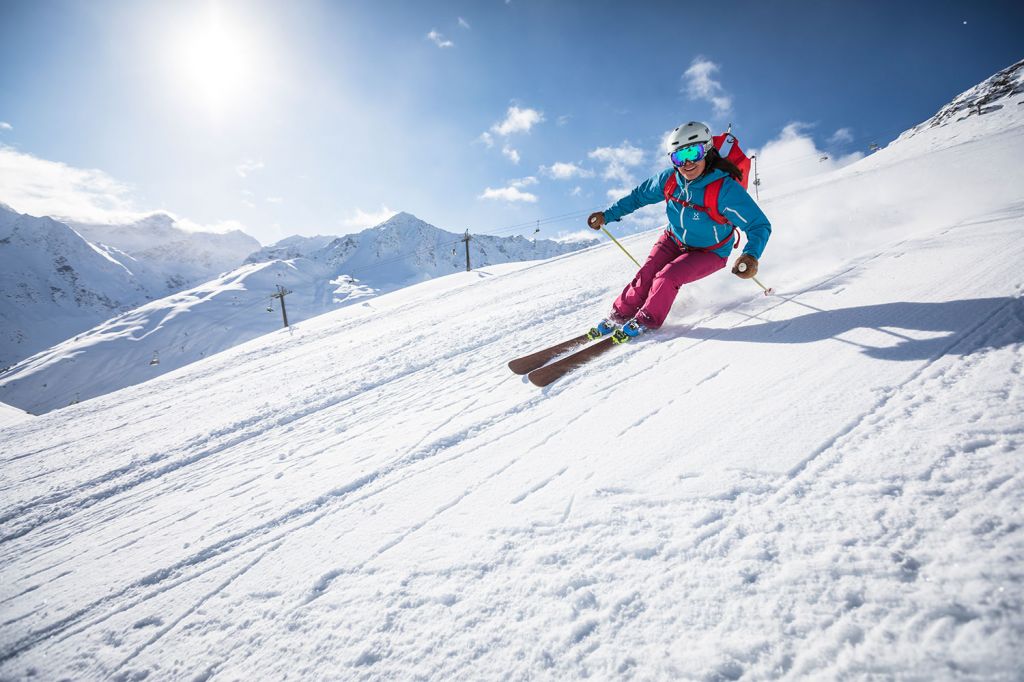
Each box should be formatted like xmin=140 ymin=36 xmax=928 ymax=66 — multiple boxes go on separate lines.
xmin=2 ymin=109 xmax=1024 ymax=678
xmin=4 ymin=225 xmax=1023 ymax=677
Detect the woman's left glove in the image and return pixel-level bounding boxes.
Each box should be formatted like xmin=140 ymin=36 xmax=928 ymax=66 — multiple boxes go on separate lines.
xmin=731 ymin=254 xmax=758 ymax=279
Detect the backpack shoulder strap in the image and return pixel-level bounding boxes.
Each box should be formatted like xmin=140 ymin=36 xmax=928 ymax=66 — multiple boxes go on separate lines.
xmin=662 ymin=171 xmax=679 ymax=203
xmin=702 ymin=178 xmax=729 ymax=225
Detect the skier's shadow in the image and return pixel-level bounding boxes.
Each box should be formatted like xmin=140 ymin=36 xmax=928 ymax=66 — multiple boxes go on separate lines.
xmin=676 ymin=297 xmax=1022 ymax=361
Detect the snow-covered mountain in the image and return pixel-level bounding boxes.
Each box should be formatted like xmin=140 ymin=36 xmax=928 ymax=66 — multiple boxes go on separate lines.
xmin=0 ymin=207 xmax=261 ymax=368
xmin=1 ymin=61 xmax=1022 ymax=680
xmin=899 ymin=57 xmax=1024 ymax=142
xmin=0 ymin=205 xmax=149 ymax=367
xmin=69 ymin=213 xmax=261 ymax=294
xmin=0 ymin=212 xmax=592 ymax=414
xmin=247 ymin=211 xmax=590 ymax=287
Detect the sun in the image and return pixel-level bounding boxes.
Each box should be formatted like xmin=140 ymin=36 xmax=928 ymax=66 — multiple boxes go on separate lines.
xmin=171 ymin=4 xmax=257 ymax=116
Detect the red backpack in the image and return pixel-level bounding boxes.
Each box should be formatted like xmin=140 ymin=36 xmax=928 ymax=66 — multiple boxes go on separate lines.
xmin=661 ymin=132 xmax=752 ymax=252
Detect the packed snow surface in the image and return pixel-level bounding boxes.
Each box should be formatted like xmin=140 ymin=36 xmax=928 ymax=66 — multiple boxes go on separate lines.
xmin=1 ymin=66 xmax=1023 ymax=679
xmin=0 ymin=212 xmax=590 ymax=413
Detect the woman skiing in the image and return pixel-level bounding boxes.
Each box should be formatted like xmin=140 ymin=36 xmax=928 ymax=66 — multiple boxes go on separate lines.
xmin=587 ymin=121 xmax=771 ymax=339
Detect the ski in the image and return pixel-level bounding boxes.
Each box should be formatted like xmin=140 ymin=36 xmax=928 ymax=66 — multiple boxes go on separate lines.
xmin=527 ymin=333 xmax=624 ymax=387
xmin=507 ymin=332 xmax=595 ymax=375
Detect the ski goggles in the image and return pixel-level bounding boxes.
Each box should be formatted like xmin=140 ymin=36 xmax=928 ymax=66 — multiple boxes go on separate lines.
xmin=669 ymin=143 xmax=708 ymax=167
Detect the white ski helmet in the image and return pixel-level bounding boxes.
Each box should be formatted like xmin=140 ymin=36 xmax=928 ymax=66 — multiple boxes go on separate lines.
xmin=666 ymin=121 xmax=713 ymax=154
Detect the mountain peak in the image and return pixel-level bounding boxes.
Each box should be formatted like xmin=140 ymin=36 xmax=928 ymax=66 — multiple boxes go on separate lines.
xmin=132 ymin=213 xmax=178 ymax=230
xmin=376 ymin=211 xmax=423 ymax=228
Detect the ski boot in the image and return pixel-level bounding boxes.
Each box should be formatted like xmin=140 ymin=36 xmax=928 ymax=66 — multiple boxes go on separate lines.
xmin=587 ymin=318 xmax=619 ymax=340
xmin=611 ymin=318 xmax=648 ymax=344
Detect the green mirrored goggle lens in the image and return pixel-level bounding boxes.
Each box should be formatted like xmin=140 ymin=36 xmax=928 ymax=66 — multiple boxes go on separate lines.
xmin=670 ymin=143 xmax=707 ymax=166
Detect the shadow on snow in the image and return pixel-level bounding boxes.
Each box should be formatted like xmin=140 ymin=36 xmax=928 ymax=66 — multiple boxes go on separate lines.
xmin=676 ymin=297 xmax=1022 ymax=361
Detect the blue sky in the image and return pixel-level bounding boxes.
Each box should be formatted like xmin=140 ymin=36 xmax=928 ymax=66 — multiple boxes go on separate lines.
xmin=1 ymin=0 xmax=1021 ymax=244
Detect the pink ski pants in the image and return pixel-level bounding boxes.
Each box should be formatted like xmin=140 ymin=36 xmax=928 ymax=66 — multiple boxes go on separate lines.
xmin=612 ymin=232 xmax=727 ymax=329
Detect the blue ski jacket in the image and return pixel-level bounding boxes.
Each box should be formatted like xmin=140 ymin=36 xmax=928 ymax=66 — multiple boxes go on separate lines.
xmin=602 ymin=168 xmax=771 ymax=260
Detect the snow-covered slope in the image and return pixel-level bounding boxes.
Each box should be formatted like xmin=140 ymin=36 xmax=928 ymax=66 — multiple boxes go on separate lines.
xmin=0 ymin=400 xmax=32 ymax=428
xmin=0 ymin=212 xmax=591 ymax=414
xmin=0 ymin=207 xmax=261 ymax=369
xmin=246 ymin=211 xmax=590 ymax=287
xmin=0 ymin=206 xmax=149 ymax=367
xmin=296 ymin=211 xmax=588 ymax=288
xmin=1 ymin=63 xmax=1022 ymax=680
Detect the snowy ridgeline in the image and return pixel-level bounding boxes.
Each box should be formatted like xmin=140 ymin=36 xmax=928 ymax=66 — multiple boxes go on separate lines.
xmin=0 ymin=208 xmax=260 ymax=369
xmin=0 ymin=211 xmax=593 ymax=413
xmin=0 ymin=61 xmax=1022 ymax=680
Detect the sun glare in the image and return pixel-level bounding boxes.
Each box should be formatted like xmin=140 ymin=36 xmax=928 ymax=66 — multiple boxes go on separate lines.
xmin=171 ymin=5 xmax=258 ymax=117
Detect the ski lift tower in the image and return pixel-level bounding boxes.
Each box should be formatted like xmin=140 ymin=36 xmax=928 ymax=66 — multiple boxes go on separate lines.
xmin=270 ymin=285 xmax=292 ymax=328
xmin=461 ymin=230 xmax=472 ymax=272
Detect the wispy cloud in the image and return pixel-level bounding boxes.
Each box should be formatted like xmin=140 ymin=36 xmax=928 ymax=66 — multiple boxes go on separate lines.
xmin=0 ymin=145 xmax=244 ymax=233
xmin=266 ymin=196 xmax=284 ymax=204
xmin=683 ymin=57 xmax=732 ymax=116
xmin=458 ymin=17 xmax=471 ymax=29
xmin=828 ymin=127 xmax=855 ymax=145
xmin=176 ymin=217 xmax=247 ymax=235
xmin=479 ymin=176 xmax=538 ymax=203
xmin=588 ymin=143 xmax=645 ymax=185
xmin=0 ymin=144 xmax=139 ymax=223
xmin=0 ymin=122 xmax=12 ymax=131
xmin=481 ymin=105 xmax=544 ymax=161
xmin=427 ymin=30 xmax=454 ymax=48
xmin=502 ymin=145 xmax=521 ymax=164
xmin=542 ymin=162 xmax=594 ymax=180
xmin=341 ymin=205 xmax=397 ymax=231
xmin=752 ymin=122 xmax=863 ymax=189
xmin=479 ymin=187 xmax=538 ymax=203
xmin=490 ymin=105 xmax=544 ymax=136
xmin=235 ymin=159 xmax=264 ymax=178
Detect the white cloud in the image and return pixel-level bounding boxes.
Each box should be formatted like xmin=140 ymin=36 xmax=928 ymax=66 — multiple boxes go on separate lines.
xmin=479 ymin=186 xmax=538 ymax=203
xmin=478 ymin=131 xmax=495 ymax=148
xmin=0 ymin=145 xmax=249 ymax=234
xmin=0 ymin=122 xmax=12 ymax=131
xmin=176 ymin=217 xmax=247 ymax=235
xmin=0 ymin=145 xmax=140 ymax=223
xmin=543 ymin=162 xmax=594 ymax=180
xmin=427 ymin=30 xmax=454 ymax=48
xmin=554 ymin=229 xmax=600 ymax=245
xmin=341 ymin=205 xmax=397 ymax=231
xmin=458 ymin=17 xmax=471 ymax=29
xmin=266 ymin=196 xmax=284 ymax=204
xmin=235 ymin=159 xmax=264 ymax=178
xmin=683 ymin=57 xmax=732 ymax=116
xmin=479 ymin=177 xmax=538 ymax=203
xmin=570 ymin=186 xmax=583 ymax=197
xmin=751 ymin=122 xmax=864 ymax=190
xmin=829 ymin=127 xmax=855 ymax=145
xmin=557 ymin=115 xmax=571 ymax=127
xmin=588 ymin=142 xmax=645 ymax=185
xmin=490 ymin=105 xmax=544 ymax=136
xmin=502 ymin=145 xmax=520 ymax=164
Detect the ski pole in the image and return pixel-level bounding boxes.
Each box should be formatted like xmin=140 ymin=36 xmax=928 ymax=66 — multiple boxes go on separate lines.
xmin=601 ymin=227 xmax=642 ymax=268
xmin=737 ymin=262 xmax=775 ymax=296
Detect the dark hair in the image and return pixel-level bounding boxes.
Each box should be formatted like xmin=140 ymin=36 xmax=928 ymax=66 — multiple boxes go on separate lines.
xmin=702 ymin=147 xmax=744 ymax=184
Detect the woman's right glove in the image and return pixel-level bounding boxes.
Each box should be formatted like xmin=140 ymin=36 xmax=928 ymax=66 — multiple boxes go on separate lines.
xmin=587 ymin=212 xmax=606 ymax=230
xmin=731 ymin=254 xmax=759 ymax=279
